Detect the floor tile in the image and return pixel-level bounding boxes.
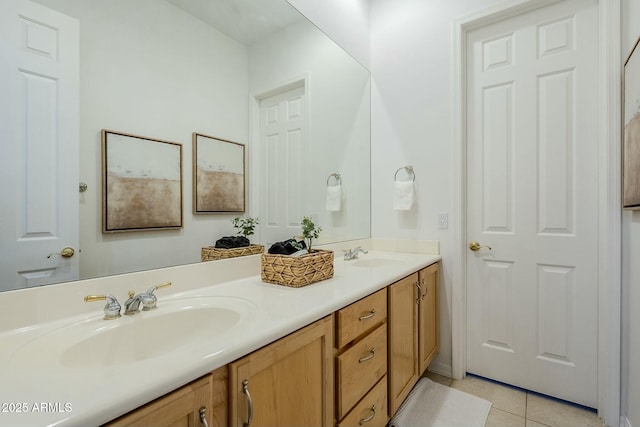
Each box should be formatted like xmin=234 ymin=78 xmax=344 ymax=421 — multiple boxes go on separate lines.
xmin=451 ymin=375 xmax=527 ymax=417
xmin=485 ymin=408 xmax=525 ymax=427
xmin=526 ymin=393 xmax=603 ymax=427
xmin=424 ymin=370 xmax=452 ymax=386
xmin=526 ymin=420 xmax=551 ymax=427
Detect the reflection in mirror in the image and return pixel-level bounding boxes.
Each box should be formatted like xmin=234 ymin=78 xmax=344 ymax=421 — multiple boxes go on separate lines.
xmin=0 ymin=0 xmax=370 ymax=292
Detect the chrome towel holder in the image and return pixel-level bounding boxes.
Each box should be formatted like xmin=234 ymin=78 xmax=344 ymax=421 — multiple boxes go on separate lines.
xmin=394 ymin=166 xmax=415 ymax=182
xmin=327 ymin=172 xmax=342 ymax=186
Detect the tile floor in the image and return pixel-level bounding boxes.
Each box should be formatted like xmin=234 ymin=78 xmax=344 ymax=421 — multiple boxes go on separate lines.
xmin=424 ymin=372 xmax=604 ymax=427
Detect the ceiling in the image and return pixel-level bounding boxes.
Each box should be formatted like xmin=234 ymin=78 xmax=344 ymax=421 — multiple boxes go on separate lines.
xmin=165 ymin=0 xmax=304 ymax=45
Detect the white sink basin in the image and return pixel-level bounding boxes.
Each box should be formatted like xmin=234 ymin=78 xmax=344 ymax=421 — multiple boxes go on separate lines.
xmin=12 ymin=296 xmax=255 ymax=369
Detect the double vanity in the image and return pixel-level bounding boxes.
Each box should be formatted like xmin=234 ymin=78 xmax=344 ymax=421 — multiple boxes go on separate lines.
xmin=0 ymin=246 xmax=440 ymax=427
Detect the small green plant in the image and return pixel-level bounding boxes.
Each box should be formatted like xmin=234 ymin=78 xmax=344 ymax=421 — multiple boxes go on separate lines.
xmin=232 ymin=216 xmax=259 ymax=239
xmin=300 ymin=216 xmax=322 ymax=252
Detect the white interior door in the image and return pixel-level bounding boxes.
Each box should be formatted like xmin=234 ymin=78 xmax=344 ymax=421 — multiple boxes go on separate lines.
xmin=259 ymin=84 xmax=306 ymax=247
xmin=465 ymin=0 xmax=599 ymax=407
xmin=0 ymin=0 xmax=79 ymax=290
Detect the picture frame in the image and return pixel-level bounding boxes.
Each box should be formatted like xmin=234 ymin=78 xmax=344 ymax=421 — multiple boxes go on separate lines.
xmin=624 ymin=36 xmax=640 ymax=209
xmin=102 ymin=129 xmax=183 ymax=232
xmin=192 ymin=132 xmax=246 ymax=213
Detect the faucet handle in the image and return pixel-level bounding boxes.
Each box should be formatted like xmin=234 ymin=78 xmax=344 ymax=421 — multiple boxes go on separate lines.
xmin=141 ymin=281 xmax=172 ymax=311
xmin=84 ymin=294 xmax=121 ymax=320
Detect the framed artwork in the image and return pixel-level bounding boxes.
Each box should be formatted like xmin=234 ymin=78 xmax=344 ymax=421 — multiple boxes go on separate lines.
xmin=192 ymin=132 xmax=246 ymax=213
xmin=624 ymin=37 xmax=640 ymax=209
xmin=102 ymin=130 xmax=183 ymax=232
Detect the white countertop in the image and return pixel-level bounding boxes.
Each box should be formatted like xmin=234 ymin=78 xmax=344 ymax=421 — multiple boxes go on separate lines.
xmin=0 ymin=250 xmax=440 ymax=427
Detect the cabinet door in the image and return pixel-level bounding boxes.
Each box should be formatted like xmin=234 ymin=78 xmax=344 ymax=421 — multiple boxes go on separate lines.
xmin=387 ymin=273 xmax=419 ymax=416
xmin=418 ymin=262 xmax=439 ymax=374
xmin=104 ymin=371 xmax=219 ymax=427
xmin=228 ymin=315 xmax=334 ymax=427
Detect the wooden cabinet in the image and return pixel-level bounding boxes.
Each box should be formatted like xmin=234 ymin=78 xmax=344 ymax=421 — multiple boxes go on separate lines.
xmin=387 ymin=261 xmax=440 ymax=416
xmin=228 ymin=315 xmax=334 ymax=427
xmin=418 ymin=262 xmax=439 ymax=374
xmin=103 ymin=366 xmax=228 ymax=427
xmin=335 ymin=289 xmax=389 ymax=426
xmin=387 ymin=272 xmax=420 ymax=416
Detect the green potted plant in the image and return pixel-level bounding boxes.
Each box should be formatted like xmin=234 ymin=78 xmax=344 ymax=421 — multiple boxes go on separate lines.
xmin=201 ymin=216 xmax=263 ymax=262
xmin=232 ymin=216 xmax=259 ymax=241
xmin=300 ymin=216 xmax=322 ymax=252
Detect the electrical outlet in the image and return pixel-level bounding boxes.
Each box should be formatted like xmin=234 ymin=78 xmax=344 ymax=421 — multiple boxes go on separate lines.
xmin=439 ymin=212 xmax=449 ymax=229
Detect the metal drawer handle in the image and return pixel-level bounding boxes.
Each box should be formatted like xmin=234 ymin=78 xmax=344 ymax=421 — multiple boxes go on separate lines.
xmin=242 ymin=379 xmax=253 ymax=427
xmin=359 ymin=309 xmax=376 ymax=321
xmin=415 ymin=281 xmax=422 ymax=304
xmin=359 ymin=405 xmax=376 ymax=425
xmin=359 ymin=347 xmax=376 ymax=363
xmin=199 ymin=407 xmax=209 ymax=427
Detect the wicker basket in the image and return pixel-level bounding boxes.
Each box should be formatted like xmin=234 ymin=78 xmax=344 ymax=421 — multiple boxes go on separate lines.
xmin=201 ymin=244 xmax=264 ymax=262
xmin=261 ymin=249 xmax=334 ymax=287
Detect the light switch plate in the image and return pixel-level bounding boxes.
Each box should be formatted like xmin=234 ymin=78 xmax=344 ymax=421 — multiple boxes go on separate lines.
xmin=439 ymin=212 xmax=449 ymax=229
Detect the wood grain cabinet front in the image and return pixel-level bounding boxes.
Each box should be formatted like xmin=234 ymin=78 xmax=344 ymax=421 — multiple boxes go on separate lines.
xmin=103 ymin=366 xmax=227 ymax=427
xmin=336 ymin=376 xmax=388 ymax=427
xmin=228 ymin=315 xmax=334 ymax=427
xmin=387 ymin=261 xmax=440 ymax=416
xmin=418 ymin=262 xmax=439 ymax=374
xmin=335 ymin=288 xmax=388 ymax=425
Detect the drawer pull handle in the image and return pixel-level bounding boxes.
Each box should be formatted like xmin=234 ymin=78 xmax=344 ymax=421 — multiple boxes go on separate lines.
xmin=359 ymin=309 xmax=376 ymax=321
xmin=242 ymin=379 xmax=253 ymax=427
xmin=359 ymin=405 xmax=376 ymax=425
xmin=359 ymin=347 xmax=376 ymax=363
xmin=415 ymin=281 xmax=422 ymax=304
xmin=199 ymin=407 xmax=209 ymax=427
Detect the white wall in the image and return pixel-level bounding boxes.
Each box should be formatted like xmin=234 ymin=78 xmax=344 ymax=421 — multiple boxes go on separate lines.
xmin=370 ymin=0 xmax=504 ymax=376
xmin=37 ymin=0 xmax=249 ymax=278
xmin=622 ymin=1 xmax=640 ymax=426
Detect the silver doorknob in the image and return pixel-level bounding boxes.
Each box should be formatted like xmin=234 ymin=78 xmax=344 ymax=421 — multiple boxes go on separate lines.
xmin=47 ymin=247 xmax=75 ymax=258
xmin=468 ymin=241 xmax=492 ymax=252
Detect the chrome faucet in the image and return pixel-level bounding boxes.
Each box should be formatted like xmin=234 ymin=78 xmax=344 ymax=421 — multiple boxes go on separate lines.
xmin=124 ymin=281 xmax=172 ymax=315
xmin=343 ymin=246 xmax=368 ymax=260
xmin=123 ymin=290 xmax=144 ymax=315
xmin=84 ymin=294 xmax=122 ymax=320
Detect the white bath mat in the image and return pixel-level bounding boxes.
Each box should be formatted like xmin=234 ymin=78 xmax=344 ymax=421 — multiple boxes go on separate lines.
xmin=389 ymin=377 xmax=492 ymax=427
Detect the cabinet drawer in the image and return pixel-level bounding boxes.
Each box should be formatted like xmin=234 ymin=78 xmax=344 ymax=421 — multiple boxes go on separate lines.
xmin=337 ymin=376 xmax=388 ymax=427
xmin=336 ymin=289 xmax=387 ymax=348
xmin=336 ymin=323 xmax=387 ymax=419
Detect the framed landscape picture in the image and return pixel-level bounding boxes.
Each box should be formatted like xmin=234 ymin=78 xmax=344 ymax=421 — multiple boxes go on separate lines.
xmin=624 ymin=37 xmax=640 ymax=209
xmin=102 ymin=130 xmax=183 ymax=232
xmin=192 ymin=133 xmax=245 ymax=213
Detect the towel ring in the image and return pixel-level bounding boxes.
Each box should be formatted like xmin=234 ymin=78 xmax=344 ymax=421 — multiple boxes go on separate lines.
xmin=394 ymin=166 xmax=415 ymax=182
xmin=327 ymin=172 xmax=342 ymax=186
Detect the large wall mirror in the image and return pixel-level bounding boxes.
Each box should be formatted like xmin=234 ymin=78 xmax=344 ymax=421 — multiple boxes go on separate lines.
xmin=0 ymin=0 xmax=370 ymax=292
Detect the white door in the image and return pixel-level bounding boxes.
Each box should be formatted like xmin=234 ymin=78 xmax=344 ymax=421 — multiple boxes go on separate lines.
xmin=465 ymin=0 xmax=599 ymax=407
xmin=259 ymin=84 xmax=306 ymax=247
xmin=0 ymin=0 xmax=79 ymax=290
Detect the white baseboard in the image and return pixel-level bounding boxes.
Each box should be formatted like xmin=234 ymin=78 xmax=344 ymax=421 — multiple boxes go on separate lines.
xmin=427 ymin=361 xmax=453 ymax=379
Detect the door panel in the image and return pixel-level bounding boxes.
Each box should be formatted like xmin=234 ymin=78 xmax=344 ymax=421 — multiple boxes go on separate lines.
xmin=466 ymin=0 xmax=599 ymax=407
xmin=0 ymin=0 xmax=79 ymax=290
xmin=259 ymin=85 xmax=306 ymax=246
